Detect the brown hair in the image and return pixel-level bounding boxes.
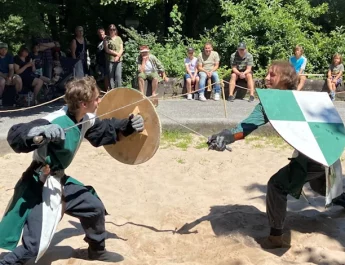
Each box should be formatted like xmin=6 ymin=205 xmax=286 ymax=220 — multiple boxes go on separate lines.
xmin=270 ymin=60 xmax=298 ymax=90
xmin=64 ymin=76 xmax=100 ymax=114
xmin=332 ymin=53 xmax=343 ymax=64
xmin=18 ymin=45 xmax=29 ymax=56
xmin=108 ymin=24 xmax=118 ymax=35
xmin=293 ymin=45 xmax=304 ymax=54
xmin=204 ymin=42 xmax=213 ymax=47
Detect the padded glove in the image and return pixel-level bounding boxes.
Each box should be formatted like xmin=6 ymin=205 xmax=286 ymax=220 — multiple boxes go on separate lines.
xmin=207 ymin=129 xmax=235 ymax=151
xmin=26 ymin=124 xmax=65 ymax=144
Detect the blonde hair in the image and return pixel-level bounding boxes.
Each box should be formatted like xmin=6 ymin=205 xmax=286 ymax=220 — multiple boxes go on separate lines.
xmin=64 ymin=76 xmax=100 ymax=114
xmin=270 ymin=60 xmax=298 ymax=90
xmin=332 ymin=53 xmax=343 ymax=64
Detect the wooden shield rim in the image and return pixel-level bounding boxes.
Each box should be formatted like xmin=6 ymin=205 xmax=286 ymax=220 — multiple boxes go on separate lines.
xmin=96 ymin=87 xmax=161 ymax=165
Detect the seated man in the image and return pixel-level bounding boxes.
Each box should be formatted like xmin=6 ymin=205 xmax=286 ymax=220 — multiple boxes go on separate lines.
xmin=228 ymin=42 xmax=255 ymax=102
xmin=184 ymin=47 xmax=199 ymax=100
xmin=137 ymin=45 xmax=168 ymax=96
xmin=289 ymin=45 xmax=307 ymax=91
xmin=0 ymin=42 xmax=22 ymax=107
xmin=197 ymin=42 xmax=221 ymax=101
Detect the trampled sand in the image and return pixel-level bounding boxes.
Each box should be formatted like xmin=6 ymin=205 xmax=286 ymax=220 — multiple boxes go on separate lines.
xmin=1 ymin=137 xmax=345 ymax=265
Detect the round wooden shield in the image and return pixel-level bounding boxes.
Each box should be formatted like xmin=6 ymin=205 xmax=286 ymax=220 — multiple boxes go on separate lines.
xmin=96 ymin=88 xmax=161 ymax=165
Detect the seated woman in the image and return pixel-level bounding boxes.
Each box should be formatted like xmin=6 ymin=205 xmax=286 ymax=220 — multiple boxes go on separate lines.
xmin=14 ymin=45 xmax=44 ymax=105
xmin=327 ymin=53 xmax=344 ymax=101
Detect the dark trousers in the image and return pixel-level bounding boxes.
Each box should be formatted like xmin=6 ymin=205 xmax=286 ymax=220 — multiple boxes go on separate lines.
xmin=0 ymin=183 xmax=106 ymax=265
xmin=266 ymin=154 xmax=325 ymax=231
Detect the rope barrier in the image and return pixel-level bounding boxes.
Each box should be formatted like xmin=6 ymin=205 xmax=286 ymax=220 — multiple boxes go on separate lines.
xmin=0 ymin=78 xmax=344 ymax=113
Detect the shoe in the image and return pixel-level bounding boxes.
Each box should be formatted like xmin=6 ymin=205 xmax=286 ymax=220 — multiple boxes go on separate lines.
xmin=199 ymin=94 xmax=207 ymax=101
xmin=214 ymin=93 xmax=220 ymax=101
xmin=194 ymin=93 xmax=199 ymax=100
xmin=88 ymin=248 xmax=124 ymax=263
xmin=248 ymin=95 xmax=255 ymax=102
xmin=332 ymin=192 xmax=345 ymax=207
xmin=330 ymin=91 xmax=335 ymax=101
xmin=258 ymin=232 xmax=291 ymax=249
xmin=187 ymin=94 xmax=193 ymax=100
xmin=227 ymin=95 xmax=235 ymax=102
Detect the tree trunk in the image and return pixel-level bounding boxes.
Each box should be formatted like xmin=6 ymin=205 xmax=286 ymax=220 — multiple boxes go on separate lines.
xmin=185 ymin=0 xmax=199 ymax=38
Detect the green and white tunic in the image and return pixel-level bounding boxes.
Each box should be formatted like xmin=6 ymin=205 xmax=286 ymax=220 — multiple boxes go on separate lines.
xmin=0 ymin=106 xmax=134 ymax=261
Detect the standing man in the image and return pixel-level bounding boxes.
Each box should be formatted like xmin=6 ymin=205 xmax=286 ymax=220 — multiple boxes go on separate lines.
xmin=0 ymin=42 xmax=22 ymax=107
xmin=289 ymin=45 xmax=307 ymax=91
xmin=0 ymin=76 xmax=144 ymax=264
xmin=197 ymin=42 xmax=221 ymax=101
xmin=228 ymin=42 xmax=255 ymax=102
xmin=137 ymin=45 xmax=168 ymax=96
xmin=96 ymin=27 xmax=109 ymax=90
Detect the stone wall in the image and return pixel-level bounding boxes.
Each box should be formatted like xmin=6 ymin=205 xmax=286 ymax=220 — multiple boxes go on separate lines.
xmin=138 ymin=77 xmax=345 ymax=100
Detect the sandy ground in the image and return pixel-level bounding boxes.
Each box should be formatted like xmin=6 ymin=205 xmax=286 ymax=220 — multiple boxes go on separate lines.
xmin=1 ymin=139 xmax=345 ymax=265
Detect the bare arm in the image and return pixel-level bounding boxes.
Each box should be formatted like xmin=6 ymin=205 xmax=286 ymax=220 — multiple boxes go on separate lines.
xmin=211 ymin=62 xmax=219 ymax=72
xmin=334 ymin=71 xmax=343 ymax=80
xmin=38 ymin=42 xmax=56 ymax=51
xmin=8 ymin=64 xmax=14 ymax=78
xmin=243 ymin=66 xmax=252 ymax=75
xmin=327 ymin=69 xmax=332 ymax=79
xmin=185 ymin=63 xmax=193 ymax=76
xmin=70 ymin=39 xmax=77 ymax=59
xmin=14 ymin=62 xmax=32 ymax=75
xmin=103 ymin=40 xmax=118 ymax=57
xmin=232 ymin=66 xmax=241 ymax=75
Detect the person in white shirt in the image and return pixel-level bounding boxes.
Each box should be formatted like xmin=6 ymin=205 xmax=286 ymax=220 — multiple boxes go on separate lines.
xmin=184 ymin=47 xmax=199 ymax=100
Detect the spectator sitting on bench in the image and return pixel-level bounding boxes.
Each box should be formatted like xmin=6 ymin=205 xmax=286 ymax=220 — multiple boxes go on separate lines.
xmin=289 ymin=45 xmax=307 ymax=91
xmin=14 ymin=45 xmax=44 ymax=105
xmin=228 ymin=42 xmax=255 ymax=102
xmin=197 ymin=42 xmax=221 ymax=101
xmin=0 ymin=42 xmax=22 ymax=107
xmin=137 ymin=45 xmax=168 ymax=96
xmin=30 ymin=42 xmax=52 ymax=84
xmin=184 ymin=47 xmax=199 ymax=100
xmin=327 ymin=53 xmax=344 ymax=101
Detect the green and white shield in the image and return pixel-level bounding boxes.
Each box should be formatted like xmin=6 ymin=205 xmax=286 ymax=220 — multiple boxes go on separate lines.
xmin=256 ymin=89 xmax=345 ymax=167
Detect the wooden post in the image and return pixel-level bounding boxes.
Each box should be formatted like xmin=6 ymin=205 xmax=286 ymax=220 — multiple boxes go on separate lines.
xmin=221 ymin=81 xmax=228 ymax=118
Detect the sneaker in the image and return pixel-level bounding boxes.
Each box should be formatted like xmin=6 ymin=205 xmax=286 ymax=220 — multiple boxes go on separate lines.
xmin=227 ymin=95 xmax=235 ymax=102
xmin=332 ymin=192 xmax=345 ymax=207
xmin=214 ymin=93 xmax=220 ymax=101
xmin=187 ymin=94 xmax=193 ymax=100
xmin=330 ymin=91 xmax=335 ymax=101
xmin=248 ymin=95 xmax=255 ymax=102
xmin=199 ymin=94 xmax=207 ymax=101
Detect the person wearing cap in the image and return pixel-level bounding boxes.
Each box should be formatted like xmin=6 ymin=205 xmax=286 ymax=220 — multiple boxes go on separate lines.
xmin=289 ymin=45 xmax=307 ymax=91
xmin=197 ymin=42 xmax=221 ymax=101
xmin=70 ymin=26 xmax=88 ymax=77
xmin=0 ymin=42 xmax=22 ymax=106
xmin=104 ymin=24 xmax=123 ymax=89
xmin=228 ymin=42 xmax=255 ymax=102
xmin=184 ymin=47 xmax=199 ymax=100
xmin=137 ymin=45 xmax=168 ymax=96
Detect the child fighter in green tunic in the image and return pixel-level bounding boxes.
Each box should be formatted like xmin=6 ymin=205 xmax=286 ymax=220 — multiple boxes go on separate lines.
xmin=0 ymin=76 xmax=144 ymax=264
xmin=207 ymin=61 xmax=345 ymax=249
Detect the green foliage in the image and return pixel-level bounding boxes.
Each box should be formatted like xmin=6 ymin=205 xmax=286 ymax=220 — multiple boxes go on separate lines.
xmin=100 ymin=0 xmax=160 ymax=9
xmin=216 ymin=0 xmax=345 ymax=78
xmin=121 ymin=4 xmax=204 ymax=86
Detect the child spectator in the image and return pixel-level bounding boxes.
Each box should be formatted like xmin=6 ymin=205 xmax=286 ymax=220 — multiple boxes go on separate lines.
xmin=14 ymin=45 xmax=44 ymax=105
xmin=184 ymin=47 xmax=199 ymax=100
xmin=289 ymin=45 xmax=307 ymax=91
xmin=327 ymin=53 xmax=343 ymax=101
xmin=52 ymin=50 xmax=64 ymax=83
